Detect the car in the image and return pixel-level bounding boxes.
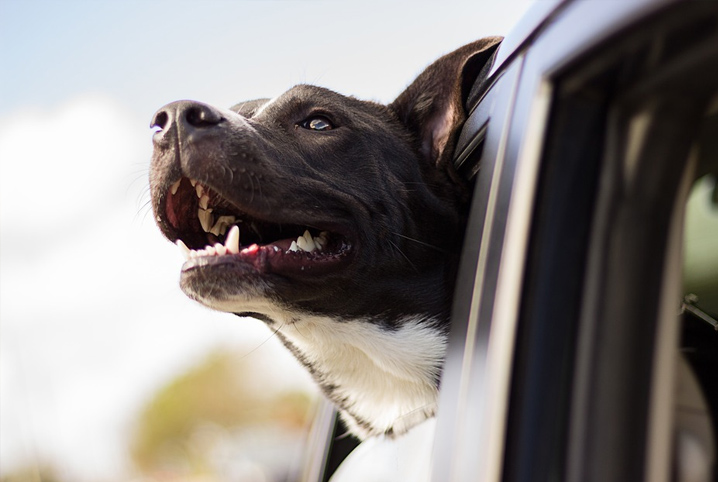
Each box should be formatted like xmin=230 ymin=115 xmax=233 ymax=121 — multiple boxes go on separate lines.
xmin=301 ymin=0 xmax=718 ymax=480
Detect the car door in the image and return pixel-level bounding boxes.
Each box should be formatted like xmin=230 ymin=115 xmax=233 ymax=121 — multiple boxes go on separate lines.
xmin=434 ymin=1 xmax=718 ymax=481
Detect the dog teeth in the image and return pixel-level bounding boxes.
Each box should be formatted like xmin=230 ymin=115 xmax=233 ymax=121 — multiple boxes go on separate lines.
xmin=198 ymin=208 xmax=214 ymax=232
xmin=170 ymin=179 xmax=181 ymax=195
xmin=199 ymin=193 xmax=210 ymax=210
xmin=188 ymin=182 xmax=234 ymax=236
xmin=178 ymin=225 xmax=241 ymax=260
xmin=315 ymin=231 xmax=328 ymax=251
xmin=209 ymin=215 xmax=236 ymax=236
xmin=177 ymin=213 xmax=331 ymax=261
xmin=225 ymin=225 xmax=240 ymax=254
xmin=176 ymin=239 xmax=191 ymax=260
xmin=290 ymin=230 xmax=328 ymax=253
xmin=296 ymin=230 xmax=316 ymax=252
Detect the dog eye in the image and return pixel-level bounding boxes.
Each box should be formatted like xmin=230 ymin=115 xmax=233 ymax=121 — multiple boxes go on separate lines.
xmin=300 ymin=116 xmax=334 ymax=131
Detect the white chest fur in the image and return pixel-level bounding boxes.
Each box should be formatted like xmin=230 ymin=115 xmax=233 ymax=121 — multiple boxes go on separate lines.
xmin=277 ymin=314 xmax=446 ymax=438
xmin=195 ymin=294 xmax=447 ymax=438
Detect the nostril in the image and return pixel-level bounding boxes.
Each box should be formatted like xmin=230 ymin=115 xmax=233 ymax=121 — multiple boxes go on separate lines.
xmin=151 ymin=111 xmax=169 ymax=131
xmin=150 ymin=100 xmax=224 ymax=140
xmin=184 ymin=104 xmax=223 ymax=128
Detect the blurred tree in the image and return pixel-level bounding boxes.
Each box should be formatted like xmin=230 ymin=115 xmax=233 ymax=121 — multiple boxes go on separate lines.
xmin=130 ymin=348 xmax=313 ymax=479
xmin=0 ymin=464 xmax=62 ymax=482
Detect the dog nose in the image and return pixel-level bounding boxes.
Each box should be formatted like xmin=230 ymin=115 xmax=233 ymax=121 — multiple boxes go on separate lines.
xmin=151 ymin=100 xmax=224 ymax=142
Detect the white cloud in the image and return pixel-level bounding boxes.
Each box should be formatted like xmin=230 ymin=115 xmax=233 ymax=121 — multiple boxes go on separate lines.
xmin=0 ymin=96 xmax=313 ymax=480
xmin=0 ymin=94 xmax=145 ymax=230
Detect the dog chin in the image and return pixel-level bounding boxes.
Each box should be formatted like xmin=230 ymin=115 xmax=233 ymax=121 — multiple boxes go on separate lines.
xmin=179 ymin=266 xmax=274 ymax=314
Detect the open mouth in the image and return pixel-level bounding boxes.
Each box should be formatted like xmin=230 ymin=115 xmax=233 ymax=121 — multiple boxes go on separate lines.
xmin=162 ymin=177 xmax=353 ymax=275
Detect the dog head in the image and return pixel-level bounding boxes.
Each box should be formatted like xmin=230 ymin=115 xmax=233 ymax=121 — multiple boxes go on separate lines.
xmin=149 ymin=37 xmax=502 ymax=437
xmin=150 ymin=38 xmax=500 ymax=324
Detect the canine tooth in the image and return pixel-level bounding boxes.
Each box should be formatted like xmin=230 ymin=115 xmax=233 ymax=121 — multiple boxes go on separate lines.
xmin=225 ymin=225 xmax=240 ymax=254
xmin=214 ymin=243 xmax=227 ymax=256
xmin=176 ymin=239 xmax=191 ymax=260
xmin=288 ymin=240 xmax=299 ymax=252
xmin=199 ymin=193 xmax=210 ymax=210
xmin=196 ymin=184 xmax=204 ymax=198
xmin=198 ymin=208 xmax=214 ymax=232
xmin=170 ymin=179 xmax=181 ymax=195
xmin=190 ymin=179 xmax=198 ymax=187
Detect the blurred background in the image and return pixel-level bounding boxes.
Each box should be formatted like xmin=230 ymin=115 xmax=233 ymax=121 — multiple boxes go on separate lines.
xmin=0 ymin=1 xmax=533 ymax=480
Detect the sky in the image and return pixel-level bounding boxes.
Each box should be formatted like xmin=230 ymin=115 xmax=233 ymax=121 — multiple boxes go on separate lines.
xmin=0 ymin=1 xmax=534 ymax=479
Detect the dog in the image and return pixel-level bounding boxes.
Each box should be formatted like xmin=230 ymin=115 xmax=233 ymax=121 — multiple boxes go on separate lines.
xmin=149 ymin=37 xmax=502 ymax=440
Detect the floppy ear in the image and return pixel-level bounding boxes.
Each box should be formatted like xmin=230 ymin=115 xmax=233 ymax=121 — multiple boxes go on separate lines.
xmin=389 ymin=37 xmax=502 ymax=173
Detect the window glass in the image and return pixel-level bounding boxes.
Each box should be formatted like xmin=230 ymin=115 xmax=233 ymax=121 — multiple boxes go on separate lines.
xmin=683 ymin=173 xmax=718 ymax=319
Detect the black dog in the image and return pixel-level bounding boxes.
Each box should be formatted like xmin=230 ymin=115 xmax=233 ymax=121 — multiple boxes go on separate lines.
xmin=149 ymin=37 xmax=501 ymax=439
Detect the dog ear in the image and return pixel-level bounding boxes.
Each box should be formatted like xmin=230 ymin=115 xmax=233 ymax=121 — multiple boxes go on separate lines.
xmin=390 ymin=37 xmax=502 ymax=173
xmin=230 ymin=98 xmax=271 ymax=117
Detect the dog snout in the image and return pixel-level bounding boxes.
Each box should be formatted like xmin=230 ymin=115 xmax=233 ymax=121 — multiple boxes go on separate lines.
xmin=151 ymin=100 xmax=224 ymax=144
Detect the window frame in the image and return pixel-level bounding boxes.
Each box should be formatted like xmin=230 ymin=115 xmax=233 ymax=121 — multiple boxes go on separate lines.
xmin=435 ymin=1 xmax=718 ymax=481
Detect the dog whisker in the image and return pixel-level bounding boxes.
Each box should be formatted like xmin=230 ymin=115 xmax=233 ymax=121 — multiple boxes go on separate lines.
xmin=254 ymin=173 xmax=264 ymax=205
xmin=236 ymin=320 xmax=284 ymax=362
xmin=387 ymin=239 xmax=420 ymax=273
xmin=389 ymin=402 xmax=436 ymax=427
xmin=133 ymin=199 xmax=154 ymax=225
xmin=334 ymin=429 xmax=356 ymax=442
xmin=391 ymin=232 xmax=448 ymax=254
xmin=288 ymin=317 xmax=310 ymax=339
xmin=248 ymin=172 xmax=256 ymax=204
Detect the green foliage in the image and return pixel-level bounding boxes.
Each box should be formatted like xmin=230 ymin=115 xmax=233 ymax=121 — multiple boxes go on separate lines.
xmin=0 ymin=464 xmax=62 ymax=482
xmin=130 ymin=348 xmax=312 ymax=476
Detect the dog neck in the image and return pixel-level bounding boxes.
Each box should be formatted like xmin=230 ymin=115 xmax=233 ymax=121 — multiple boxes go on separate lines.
xmin=273 ymin=312 xmax=447 ymax=439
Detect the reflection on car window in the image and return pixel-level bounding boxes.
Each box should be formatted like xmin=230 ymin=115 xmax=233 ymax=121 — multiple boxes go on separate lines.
xmin=678 ymin=169 xmax=718 ymax=482
xmin=683 ymin=173 xmax=718 ymax=321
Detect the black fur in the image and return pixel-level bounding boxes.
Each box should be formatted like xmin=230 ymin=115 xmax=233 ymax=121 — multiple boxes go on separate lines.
xmin=149 ymin=38 xmax=503 ymax=437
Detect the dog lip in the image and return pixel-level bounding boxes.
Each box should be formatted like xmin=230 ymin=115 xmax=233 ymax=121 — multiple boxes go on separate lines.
xmin=179 ymin=237 xmax=353 ymax=277
xmin=160 ymin=176 xmax=355 ymax=251
xmin=160 ymin=176 xmax=357 ymax=278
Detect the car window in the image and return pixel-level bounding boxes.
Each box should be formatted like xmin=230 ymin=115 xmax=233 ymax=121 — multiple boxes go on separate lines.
xmin=683 ymin=173 xmax=718 ymax=319
xmin=678 ymin=169 xmax=718 ymax=481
